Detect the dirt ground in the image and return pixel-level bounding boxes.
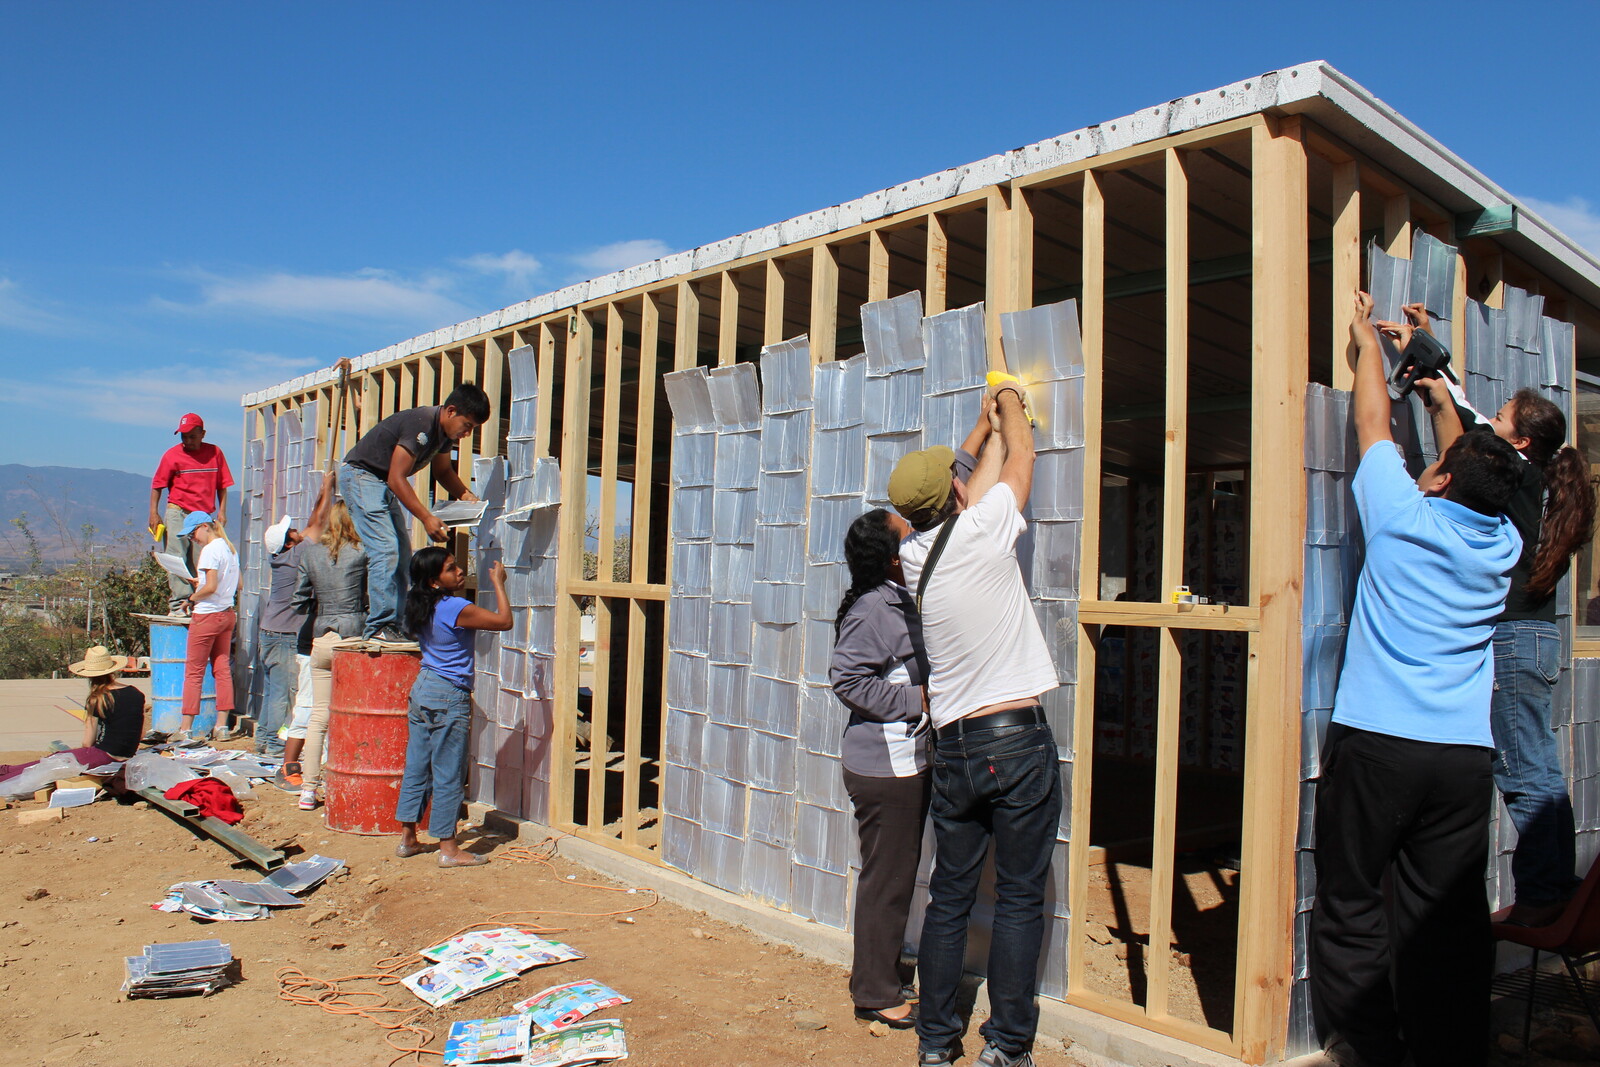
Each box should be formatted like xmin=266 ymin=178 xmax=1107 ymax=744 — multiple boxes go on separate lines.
xmin=0 ymin=745 xmax=1090 ymax=1067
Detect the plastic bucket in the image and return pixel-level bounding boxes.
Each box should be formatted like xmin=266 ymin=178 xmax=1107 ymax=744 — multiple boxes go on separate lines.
xmin=324 ymin=647 xmax=420 ymax=835
xmin=148 ymin=619 xmax=217 ymax=736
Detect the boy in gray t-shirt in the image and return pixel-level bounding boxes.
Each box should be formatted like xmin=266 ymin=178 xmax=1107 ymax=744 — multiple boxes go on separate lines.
xmin=337 ymin=381 xmax=489 ymax=641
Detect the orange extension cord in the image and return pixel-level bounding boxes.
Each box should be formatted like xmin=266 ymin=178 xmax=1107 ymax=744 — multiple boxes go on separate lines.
xmin=275 ymin=834 xmax=660 ymax=1066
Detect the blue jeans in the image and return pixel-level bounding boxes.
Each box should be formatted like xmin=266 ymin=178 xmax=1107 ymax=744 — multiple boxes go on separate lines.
xmin=917 ymin=720 xmax=1061 ymax=1058
xmin=256 ymin=629 xmax=297 ymax=756
xmin=340 ymin=463 xmax=411 ymax=637
xmin=395 ymin=668 xmax=472 ymax=840
xmin=1490 ymin=619 xmax=1578 ymax=905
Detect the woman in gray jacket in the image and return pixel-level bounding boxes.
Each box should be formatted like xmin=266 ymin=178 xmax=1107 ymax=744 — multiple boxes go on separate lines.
xmin=287 ymin=501 xmax=368 ymax=810
xmin=830 ymin=507 xmax=932 ymax=1030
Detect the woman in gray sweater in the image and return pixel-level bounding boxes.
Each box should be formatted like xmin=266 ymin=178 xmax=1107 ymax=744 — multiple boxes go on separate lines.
xmin=287 ymin=501 xmax=368 ymax=810
xmin=830 ymin=508 xmax=932 ymax=1030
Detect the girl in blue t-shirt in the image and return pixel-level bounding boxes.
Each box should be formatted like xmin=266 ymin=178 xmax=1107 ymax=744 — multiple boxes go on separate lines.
xmin=394 ymin=547 xmax=510 ymax=868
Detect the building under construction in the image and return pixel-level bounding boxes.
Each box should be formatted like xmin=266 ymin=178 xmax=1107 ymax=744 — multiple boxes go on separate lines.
xmin=240 ymin=61 xmax=1600 ymax=1064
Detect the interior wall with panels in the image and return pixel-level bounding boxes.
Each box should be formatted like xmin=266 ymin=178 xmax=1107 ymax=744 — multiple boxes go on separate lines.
xmin=465 ymin=344 xmax=561 ymax=825
xmin=237 ymin=401 xmax=323 ymax=722
xmin=659 ymin=293 xmax=1085 ymax=995
xmin=1287 ymin=232 xmax=1581 ymax=1055
xmin=1093 ymin=478 xmax=1248 ymax=770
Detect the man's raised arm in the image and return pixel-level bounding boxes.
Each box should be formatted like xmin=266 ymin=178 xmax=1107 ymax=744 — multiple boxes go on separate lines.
xmin=996 ymin=389 xmax=1035 ymax=509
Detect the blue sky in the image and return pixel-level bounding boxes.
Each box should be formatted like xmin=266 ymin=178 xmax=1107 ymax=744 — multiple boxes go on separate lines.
xmin=2 ymin=1 xmax=1596 ymax=476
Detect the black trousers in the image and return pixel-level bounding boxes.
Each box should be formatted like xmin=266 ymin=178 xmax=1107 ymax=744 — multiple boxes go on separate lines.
xmin=1310 ymin=725 xmax=1494 ymax=1067
xmin=843 ymin=767 xmax=931 ymax=1009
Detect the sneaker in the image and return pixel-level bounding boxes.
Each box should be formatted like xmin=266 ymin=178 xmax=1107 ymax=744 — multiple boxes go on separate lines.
xmin=370 ymin=626 xmax=419 ymax=648
xmin=169 ymin=730 xmax=193 ymax=744
xmin=918 ymin=1046 xmax=961 ymax=1067
xmin=297 ymin=789 xmax=319 ymax=811
xmin=975 ymin=1043 xmax=1034 ymax=1067
xmin=274 ymin=763 xmax=304 ymax=792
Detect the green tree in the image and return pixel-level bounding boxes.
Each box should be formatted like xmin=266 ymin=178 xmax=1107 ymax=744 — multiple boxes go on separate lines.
xmin=9 ymin=512 xmax=43 ymax=574
xmin=95 ymin=556 xmax=168 ymax=657
xmin=0 ymin=615 xmax=83 ymax=680
xmin=0 ymin=513 xmax=152 ymax=678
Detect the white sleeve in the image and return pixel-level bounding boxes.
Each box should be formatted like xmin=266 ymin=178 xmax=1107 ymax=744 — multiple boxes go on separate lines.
xmin=969 ymin=482 xmax=1026 ymax=551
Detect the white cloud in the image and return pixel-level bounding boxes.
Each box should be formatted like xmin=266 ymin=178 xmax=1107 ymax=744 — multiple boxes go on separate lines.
xmin=571 ymin=239 xmax=674 ymax=274
xmin=1522 ymin=196 xmax=1600 ymax=259
xmin=0 ymin=278 xmax=71 ymax=333
xmin=458 ymin=250 xmax=542 ymax=289
xmin=159 ymin=268 xmax=470 ymax=325
xmin=0 ymin=351 xmax=319 ymax=434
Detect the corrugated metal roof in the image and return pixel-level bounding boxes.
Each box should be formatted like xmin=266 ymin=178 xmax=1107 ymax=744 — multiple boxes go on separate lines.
xmin=245 ymin=60 xmax=1600 ymax=407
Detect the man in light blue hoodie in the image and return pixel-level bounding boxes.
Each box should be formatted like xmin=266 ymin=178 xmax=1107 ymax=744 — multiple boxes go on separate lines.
xmin=1311 ymin=292 xmax=1523 ymax=1067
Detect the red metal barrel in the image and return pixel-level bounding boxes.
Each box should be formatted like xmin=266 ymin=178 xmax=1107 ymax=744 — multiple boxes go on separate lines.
xmin=324 ymin=648 xmax=420 ymax=835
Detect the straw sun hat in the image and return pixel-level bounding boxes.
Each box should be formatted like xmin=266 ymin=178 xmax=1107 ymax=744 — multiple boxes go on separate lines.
xmin=68 ymin=645 xmax=123 ymax=678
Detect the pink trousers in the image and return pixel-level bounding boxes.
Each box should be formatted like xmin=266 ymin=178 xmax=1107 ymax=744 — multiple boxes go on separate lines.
xmin=184 ymin=609 xmax=236 ymax=716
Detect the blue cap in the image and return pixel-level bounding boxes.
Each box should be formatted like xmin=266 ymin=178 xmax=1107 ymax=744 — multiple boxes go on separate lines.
xmin=180 ymin=511 xmax=214 ymax=537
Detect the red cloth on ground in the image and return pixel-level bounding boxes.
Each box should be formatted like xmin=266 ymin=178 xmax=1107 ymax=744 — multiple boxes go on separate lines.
xmin=164 ymin=777 xmax=244 ymax=824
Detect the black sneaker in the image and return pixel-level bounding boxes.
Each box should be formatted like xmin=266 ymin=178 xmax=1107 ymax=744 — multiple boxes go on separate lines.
xmin=975 ymin=1043 xmax=1034 ymax=1067
xmin=918 ymin=1042 xmax=962 ymax=1067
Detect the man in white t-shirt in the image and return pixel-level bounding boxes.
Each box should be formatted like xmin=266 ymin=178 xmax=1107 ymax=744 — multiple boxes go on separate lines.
xmin=891 ymin=387 xmax=1058 ymax=1067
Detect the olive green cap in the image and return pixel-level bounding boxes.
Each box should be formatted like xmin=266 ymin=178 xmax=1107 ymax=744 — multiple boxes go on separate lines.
xmin=887 ymin=446 xmax=957 ymax=520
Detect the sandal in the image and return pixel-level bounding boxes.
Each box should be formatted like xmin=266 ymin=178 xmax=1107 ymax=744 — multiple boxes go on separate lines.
xmin=438 ymin=853 xmax=489 ymax=868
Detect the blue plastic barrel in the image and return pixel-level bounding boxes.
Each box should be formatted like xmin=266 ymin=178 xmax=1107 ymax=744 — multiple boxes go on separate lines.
xmin=149 ymin=619 xmax=217 ymax=736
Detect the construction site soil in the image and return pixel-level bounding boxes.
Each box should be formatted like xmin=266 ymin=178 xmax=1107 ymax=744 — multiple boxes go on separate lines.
xmin=0 ymin=745 xmax=1091 ymax=1067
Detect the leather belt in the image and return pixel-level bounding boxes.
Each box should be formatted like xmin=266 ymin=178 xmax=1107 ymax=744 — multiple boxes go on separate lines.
xmin=936 ymin=705 xmax=1046 ymax=740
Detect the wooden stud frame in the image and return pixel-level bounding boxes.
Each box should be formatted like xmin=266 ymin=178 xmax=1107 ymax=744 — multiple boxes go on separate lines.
xmin=240 ymin=105 xmax=1600 ymax=1064
xmin=1331 ymin=160 xmax=1361 ymax=391
xmin=1144 ymin=145 xmax=1190 ymax=1024
xmin=552 ymin=312 xmax=594 ymax=835
xmin=1234 ymin=116 xmax=1308 ymax=1064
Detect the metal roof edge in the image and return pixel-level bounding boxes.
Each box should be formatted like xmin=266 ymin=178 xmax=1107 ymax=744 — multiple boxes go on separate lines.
xmin=242 ymin=59 xmax=1596 ymax=407
xmin=1284 ymin=62 xmax=1600 ymax=297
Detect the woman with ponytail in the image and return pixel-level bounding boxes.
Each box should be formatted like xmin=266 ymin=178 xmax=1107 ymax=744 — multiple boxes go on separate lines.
xmin=177 ymin=511 xmax=238 ymax=741
xmin=1484 ymin=387 xmax=1595 ymax=924
xmin=829 ymin=508 xmax=930 ymax=1029
xmin=1404 ymin=300 xmax=1597 ymax=925
xmin=393 ymin=547 xmax=510 ymax=868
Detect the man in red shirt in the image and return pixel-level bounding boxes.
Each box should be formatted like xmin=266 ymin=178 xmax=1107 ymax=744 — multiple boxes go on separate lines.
xmin=150 ymin=413 xmax=234 ymax=613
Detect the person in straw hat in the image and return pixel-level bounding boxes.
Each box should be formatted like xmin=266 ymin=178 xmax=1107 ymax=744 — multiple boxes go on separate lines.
xmin=68 ymin=645 xmax=147 ymax=760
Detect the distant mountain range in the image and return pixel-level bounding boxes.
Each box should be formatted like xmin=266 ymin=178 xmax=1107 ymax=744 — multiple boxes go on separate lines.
xmin=0 ymin=465 xmax=153 ymax=568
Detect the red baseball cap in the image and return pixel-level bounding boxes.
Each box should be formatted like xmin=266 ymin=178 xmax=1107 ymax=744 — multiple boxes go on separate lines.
xmin=175 ymin=413 xmax=205 ymax=434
